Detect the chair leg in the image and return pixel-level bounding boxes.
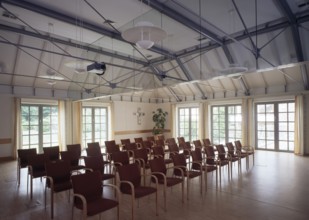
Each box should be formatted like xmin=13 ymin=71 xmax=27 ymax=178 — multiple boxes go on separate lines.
xmin=30 ymin=176 xmax=33 ymax=199
xmin=155 ymin=189 xmax=158 ymax=216
xmin=17 ymin=165 xmax=20 ymax=186
xmin=131 ymin=194 xmax=134 ymax=220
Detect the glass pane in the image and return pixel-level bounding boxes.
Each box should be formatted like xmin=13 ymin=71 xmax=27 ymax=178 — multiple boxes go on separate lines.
xmin=267 ymin=141 xmax=275 ymax=149
xmin=278 ymin=103 xmax=287 ymax=112
xmin=257 ymin=104 xmax=265 ymax=113
xmin=279 ymin=141 xmax=288 ymax=150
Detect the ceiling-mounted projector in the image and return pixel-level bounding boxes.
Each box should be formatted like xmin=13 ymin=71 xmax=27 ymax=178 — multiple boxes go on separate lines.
xmin=87 ymin=62 xmax=106 ymax=75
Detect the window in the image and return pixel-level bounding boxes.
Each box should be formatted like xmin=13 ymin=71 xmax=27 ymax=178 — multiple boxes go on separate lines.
xmin=21 ymin=105 xmax=58 ymax=152
xmin=82 ymin=107 xmax=108 ymax=148
xmin=178 ymin=107 xmax=199 ymax=142
xmin=256 ymin=102 xmax=294 ymax=151
xmin=211 ymin=105 xmax=242 ymax=144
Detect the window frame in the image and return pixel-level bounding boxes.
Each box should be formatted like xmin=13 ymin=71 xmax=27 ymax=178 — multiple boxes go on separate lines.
xmin=177 ymin=106 xmax=199 ymax=142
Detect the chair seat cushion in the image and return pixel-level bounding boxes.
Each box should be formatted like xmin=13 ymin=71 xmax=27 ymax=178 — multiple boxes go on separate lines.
xmin=165 ymin=177 xmax=183 ymax=187
xmin=76 ymin=198 xmax=118 ymax=216
xmin=206 ymin=165 xmax=217 ymax=172
xmin=187 ymin=171 xmax=201 ymax=178
xmin=53 ymin=181 xmax=72 ymax=192
xmin=122 ymin=186 xmax=156 ymax=198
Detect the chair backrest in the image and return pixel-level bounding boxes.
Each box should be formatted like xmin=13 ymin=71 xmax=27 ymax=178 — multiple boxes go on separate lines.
xmin=124 ymin=142 xmax=138 ymax=151
xmin=118 ymin=163 xmax=141 ymax=192
xmin=203 ymin=138 xmax=212 ymax=146
xmin=121 ymin=138 xmax=131 ymax=146
xmin=28 ymin=154 xmax=47 ymax=176
xmin=134 ymin=137 xmax=144 ymax=147
xmin=234 ymin=140 xmax=242 ymax=151
xmin=193 ymin=140 xmax=203 ymax=149
xmin=149 ymin=157 xmax=167 ymax=178
xmin=84 ymin=156 xmax=105 ymax=175
xmin=66 ymin=144 xmax=82 ymax=157
xmin=45 ymin=160 xmax=71 ymax=188
xmin=166 ymin=138 xmax=176 ymax=145
xmin=179 ymin=142 xmax=191 ymax=156
xmin=71 ymin=171 xmax=103 ymax=204
xmin=171 ymin=153 xmax=187 ymax=176
xmin=17 ymin=148 xmax=37 ymax=168
xmin=191 ymin=148 xmax=203 ymax=170
xmin=86 ymin=142 xmax=102 ymax=157
xmin=226 ymin=142 xmax=235 ymax=155
xmin=147 ymin=136 xmax=155 ymax=143
xmin=142 ymin=140 xmax=152 ymax=150
xmin=112 ymin=151 xmax=130 ymax=166
xmin=43 ymin=146 xmax=60 ymax=161
xmin=168 ymin=143 xmax=179 ymax=154
xmin=133 ymin=148 xmax=148 ymax=164
xmin=60 ymin=151 xmax=79 ymax=166
xmin=216 ymin=144 xmax=226 ymax=160
xmin=177 ymin=137 xmax=185 ymax=145
xmin=105 ymin=140 xmax=120 ymax=155
xmin=152 ymin=146 xmax=164 ymax=157
xmin=204 ymin=146 xmax=216 ymax=164
xmin=156 ymin=134 xmax=165 ymax=141
xmin=155 ymin=139 xmax=165 ymax=147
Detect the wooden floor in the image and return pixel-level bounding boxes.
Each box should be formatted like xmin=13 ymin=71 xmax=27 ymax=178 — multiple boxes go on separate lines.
xmin=0 ymin=151 xmax=309 ymax=220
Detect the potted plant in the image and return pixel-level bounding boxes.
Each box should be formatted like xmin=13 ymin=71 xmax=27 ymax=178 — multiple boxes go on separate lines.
xmin=152 ymin=108 xmax=168 ymax=135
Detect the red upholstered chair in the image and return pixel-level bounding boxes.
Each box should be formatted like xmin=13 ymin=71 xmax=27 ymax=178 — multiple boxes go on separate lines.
xmin=44 ymin=160 xmax=72 ymax=218
xmin=191 ymin=147 xmax=217 ymax=190
xmin=28 ymin=153 xmax=47 ymax=199
xmin=117 ymin=163 xmax=158 ymax=220
xmin=71 ymin=171 xmax=120 ymax=220
xmin=120 ymin=138 xmax=131 ymax=148
xmin=234 ymin=140 xmax=255 ymax=167
xmin=155 ymin=139 xmax=165 ymax=147
xmin=17 ymin=148 xmax=37 ymax=186
xmin=133 ymin=148 xmax=150 ymax=184
xmin=147 ymin=136 xmax=155 ymax=145
xmin=141 ymin=140 xmax=153 ymax=154
xmin=226 ymin=142 xmax=242 ymax=173
xmin=149 ymin=157 xmax=184 ymax=210
xmin=166 ymin=137 xmax=177 ymax=146
xmin=216 ymin=144 xmax=233 ymax=178
xmin=204 ymin=145 xmax=228 ymax=182
xmin=43 ymin=146 xmax=60 ymax=161
xmin=171 ymin=153 xmax=203 ymax=200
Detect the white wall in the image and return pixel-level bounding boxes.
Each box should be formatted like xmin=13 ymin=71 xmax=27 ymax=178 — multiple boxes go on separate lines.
xmin=112 ymin=101 xmax=171 ymax=143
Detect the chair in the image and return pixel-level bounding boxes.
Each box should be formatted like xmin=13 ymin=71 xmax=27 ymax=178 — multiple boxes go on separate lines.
xmin=17 ymin=148 xmax=37 ymax=186
xmin=152 ymin=146 xmax=173 ymax=165
xmin=234 ymin=140 xmax=255 ymax=167
xmin=83 ymin=156 xmax=115 ymax=183
xmin=44 ymin=160 xmax=72 ymax=218
xmin=171 ymin=153 xmax=203 ymax=200
xmin=191 ymin=147 xmax=217 ymax=190
xmin=133 ymin=148 xmax=150 ymax=184
xmin=43 ymin=146 xmax=60 ymax=161
xmin=167 ymin=143 xmax=180 ymax=156
xmin=60 ymin=151 xmax=85 ymax=172
xmin=28 ymin=153 xmax=47 ymax=199
xmin=216 ymin=144 xmax=234 ymax=178
xmin=226 ymin=142 xmax=242 ymax=172
xmin=204 ymin=146 xmax=228 ymax=182
xmin=149 ymin=157 xmax=184 ymax=210
xmin=71 ymin=171 xmax=120 ymax=220
xmin=156 ymin=134 xmax=165 ymax=141
xmin=118 ymin=163 xmax=158 ymax=220
xmin=124 ymin=142 xmax=138 ymax=157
